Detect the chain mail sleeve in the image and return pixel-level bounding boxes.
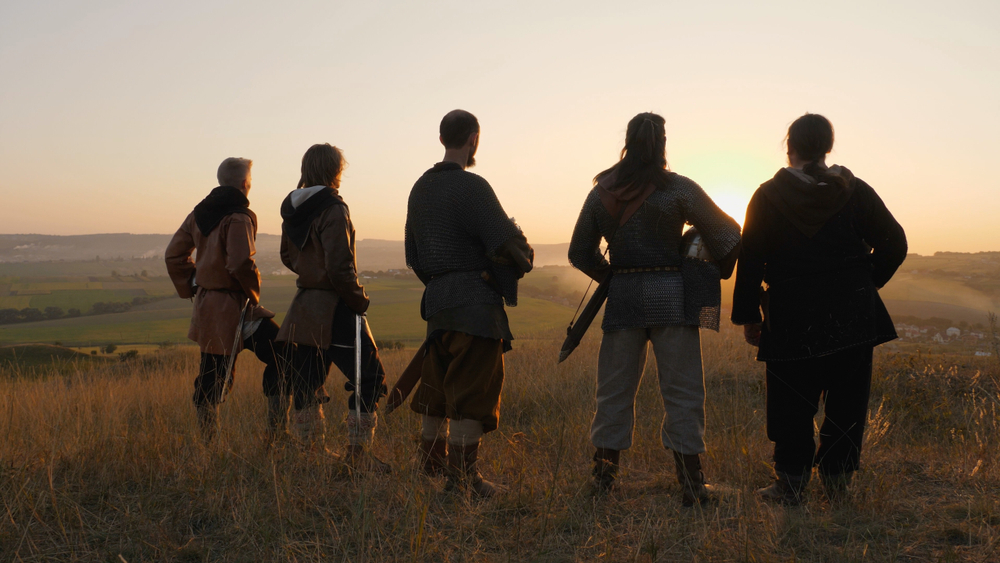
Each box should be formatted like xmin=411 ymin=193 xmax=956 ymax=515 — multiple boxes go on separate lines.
xmin=460 ymin=178 xmax=519 ymax=255
xmin=404 ymin=220 xmax=430 ymax=285
xmin=731 ymin=189 xmax=767 ymax=326
xmin=678 ymin=178 xmax=742 ymax=261
xmin=568 ymin=190 xmax=610 ymax=282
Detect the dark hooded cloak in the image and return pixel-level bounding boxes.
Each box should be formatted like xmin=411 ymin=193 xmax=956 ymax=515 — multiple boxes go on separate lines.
xmin=193 ymin=186 xmax=255 ymax=236
xmin=731 ymin=166 xmax=908 ymax=361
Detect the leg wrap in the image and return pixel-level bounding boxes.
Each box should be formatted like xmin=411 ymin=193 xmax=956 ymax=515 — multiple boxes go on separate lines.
xmin=347 ymin=411 xmax=378 ymax=447
xmin=421 ymin=415 xmax=450 ymax=442
xmin=448 ymin=419 xmax=484 ymax=447
xmin=293 ymin=404 xmax=326 ymax=447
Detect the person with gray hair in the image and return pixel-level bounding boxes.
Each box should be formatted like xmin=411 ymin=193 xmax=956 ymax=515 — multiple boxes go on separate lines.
xmin=165 ymin=157 xmax=288 ymax=443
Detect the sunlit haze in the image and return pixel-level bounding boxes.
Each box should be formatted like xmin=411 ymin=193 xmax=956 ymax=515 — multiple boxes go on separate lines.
xmin=1 ymin=1 xmax=997 ymax=255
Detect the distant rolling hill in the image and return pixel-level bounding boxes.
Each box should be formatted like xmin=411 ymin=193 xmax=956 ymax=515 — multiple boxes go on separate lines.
xmin=0 ymin=234 xmax=572 ymax=274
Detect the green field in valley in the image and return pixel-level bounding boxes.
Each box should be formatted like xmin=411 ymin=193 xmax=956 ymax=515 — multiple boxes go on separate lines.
xmin=5 ymin=252 xmax=997 ymax=349
xmin=0 ymin=273 xmax=580 ymax=347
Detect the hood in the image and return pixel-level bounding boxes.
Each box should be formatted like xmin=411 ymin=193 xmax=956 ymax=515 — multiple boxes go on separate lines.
xmin=193 ymin=186 xmax=255 ymax=236
xmin=289 ymin=185 xmax=328 ymax=208
xmin=760 ymin=165 xmax=856 ymax=238
xmin=280 ymin=186 xmax=345 ymax=250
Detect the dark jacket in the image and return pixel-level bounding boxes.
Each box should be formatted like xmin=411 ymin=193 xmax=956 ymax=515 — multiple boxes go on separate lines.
xmin=731 ymin=166 xmax=907 ymax=361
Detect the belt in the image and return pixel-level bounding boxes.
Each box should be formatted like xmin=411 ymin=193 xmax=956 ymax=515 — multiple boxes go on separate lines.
xmin=612 ymin=266 xmax=681 ymax=274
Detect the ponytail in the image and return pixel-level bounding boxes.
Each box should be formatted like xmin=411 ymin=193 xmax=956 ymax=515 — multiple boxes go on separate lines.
xmin=594 ymin=112 xmax=672 ymax=191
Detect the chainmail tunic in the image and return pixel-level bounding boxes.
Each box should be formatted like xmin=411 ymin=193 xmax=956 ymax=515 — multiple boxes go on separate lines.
xmin=569 ymin=174 xmax=741 ymax=332
xmin=405 ymin=162 xmax=522 ymax=335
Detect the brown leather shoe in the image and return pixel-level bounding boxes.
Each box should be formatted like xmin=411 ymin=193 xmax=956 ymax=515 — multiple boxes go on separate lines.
xmin=419 ymin=438 xmax=448 ymax=477
xmin=446 ymin=440 xmax=503 ymax=498
xmin=592 ymin=448 xmax=620 ymax=492
xmin=672 ymin=451 xmax=717 ymax=507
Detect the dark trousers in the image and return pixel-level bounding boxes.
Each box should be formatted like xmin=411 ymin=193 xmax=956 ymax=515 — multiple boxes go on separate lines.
xmin=193 ymin=318 xmax=287 ymax=406
xmin=287 ymin=307 xmax=387 ymax=412
xmin=765 ymin=345 xmax=873 ymax=476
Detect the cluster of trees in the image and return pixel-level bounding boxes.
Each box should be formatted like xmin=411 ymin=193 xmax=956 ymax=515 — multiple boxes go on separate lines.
xmin=0 ymin=306 xmax=81 ymax=324
xmin=375 ymin=340 xmax=406 ymax=350
xmin=0 ymin=296 xmax=164 ymax=325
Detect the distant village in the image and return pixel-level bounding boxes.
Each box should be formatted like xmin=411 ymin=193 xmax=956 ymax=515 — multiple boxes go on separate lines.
xmin=893 ymin=316 xmax=997 ymax=357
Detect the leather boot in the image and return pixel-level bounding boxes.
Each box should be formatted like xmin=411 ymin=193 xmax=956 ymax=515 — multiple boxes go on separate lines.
xmin=265 ymin=395 xmax=289 ymax=443
xmin=820 ymin=471 xmax=853 ymax=502
xmin=196 ymin=404 xmax=219 ymax=443
xmin=757 ymin=470 xmax=810 ymax=506
xmin=447 ymin=440 xmax=502 ymax=498
xmin=419 ymin=438 xmax=449 ymax=477
xmin=673 ymin=451 xmax=717 ymax=507
xmin=592 ymin=448 xmax=620 ymax=492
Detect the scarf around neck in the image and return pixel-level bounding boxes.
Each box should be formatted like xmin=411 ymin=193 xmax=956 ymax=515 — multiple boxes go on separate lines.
xmin=280 ymin=186 xmax=345 ymax=249
xmin=596 ymin=170 xmax=671 ymax=226
xmin=193 ymin=186 xmax=255 ymax=236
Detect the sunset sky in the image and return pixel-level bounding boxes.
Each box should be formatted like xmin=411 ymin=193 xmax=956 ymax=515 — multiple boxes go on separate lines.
xmin=1 ymin=1 xmax=997 ymax=255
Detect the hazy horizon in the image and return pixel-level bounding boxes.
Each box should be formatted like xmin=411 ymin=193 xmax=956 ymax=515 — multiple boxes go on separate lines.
xmin=2 ymin=1 xmax=998 ymax=256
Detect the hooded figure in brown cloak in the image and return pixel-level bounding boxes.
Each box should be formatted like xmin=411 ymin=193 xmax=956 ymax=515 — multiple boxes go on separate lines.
xmin=275 ymin=143 xmax=389 ymax=472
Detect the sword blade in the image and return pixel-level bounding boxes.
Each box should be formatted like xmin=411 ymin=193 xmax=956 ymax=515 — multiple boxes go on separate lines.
xmin=355 ymin=313 xmax=362 ymax=421
xmin=223 ymin=299 xmax=250 ymax=399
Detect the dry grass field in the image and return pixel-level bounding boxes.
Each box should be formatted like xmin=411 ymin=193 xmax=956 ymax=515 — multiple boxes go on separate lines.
xmin=1 ymin=325 xmax=998 ymax=562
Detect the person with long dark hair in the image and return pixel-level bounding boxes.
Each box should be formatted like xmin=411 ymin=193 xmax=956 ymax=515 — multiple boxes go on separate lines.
xmin=275 ymin=143 xmax=389 ymax=471
xmin=732 ymin=114 xmax=907 ymax=504
xmin=568 ymin=113 xmax=741 ymax=505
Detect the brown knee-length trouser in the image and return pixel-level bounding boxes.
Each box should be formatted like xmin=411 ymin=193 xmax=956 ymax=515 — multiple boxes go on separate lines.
xmin=410 ymin=331 xmax=505 ymax=433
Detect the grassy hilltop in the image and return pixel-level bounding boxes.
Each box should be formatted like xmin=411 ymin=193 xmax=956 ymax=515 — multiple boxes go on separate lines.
xmin=1 ymin=324 xmax=998 ymax=561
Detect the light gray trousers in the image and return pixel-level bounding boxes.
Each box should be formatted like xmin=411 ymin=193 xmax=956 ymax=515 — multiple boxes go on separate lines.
xmin=591 ymin=325 xmax=706 ymax=455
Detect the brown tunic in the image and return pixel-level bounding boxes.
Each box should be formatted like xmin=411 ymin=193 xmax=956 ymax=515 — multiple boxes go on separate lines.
xmin=165 ymin=211 xmax=264 ymax=355
xmin=276 ymin=201 xmax=369 ymax=349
